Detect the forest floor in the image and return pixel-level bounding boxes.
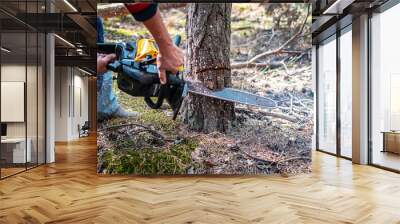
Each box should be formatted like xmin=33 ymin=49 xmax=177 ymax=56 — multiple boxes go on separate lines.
xmin=98 ymin=3 xmax=313 ymax=175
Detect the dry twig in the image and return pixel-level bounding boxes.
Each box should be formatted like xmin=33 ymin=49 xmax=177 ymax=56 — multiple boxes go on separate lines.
xmin=231 ymin=4 xmax=310 ymax=67
xmin=98 ymin=123 xmax=167 ymax=141
xmin=236 ymin=108 xmax=298 ymax=123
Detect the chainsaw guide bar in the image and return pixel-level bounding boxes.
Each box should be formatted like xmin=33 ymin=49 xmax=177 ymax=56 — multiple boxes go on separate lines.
xmin=186 ymin=81 xmax=277 ymax=109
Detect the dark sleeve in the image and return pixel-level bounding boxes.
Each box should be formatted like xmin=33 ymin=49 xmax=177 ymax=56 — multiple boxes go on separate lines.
xmin=124 ymin=3 xmax=158 ymax=22
xmin=96 ymin=17 xmax=104 ymax=43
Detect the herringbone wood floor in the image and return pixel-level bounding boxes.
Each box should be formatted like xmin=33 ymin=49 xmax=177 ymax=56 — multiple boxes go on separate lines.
xmin=1 ymin=136 xmax=400 ymax=224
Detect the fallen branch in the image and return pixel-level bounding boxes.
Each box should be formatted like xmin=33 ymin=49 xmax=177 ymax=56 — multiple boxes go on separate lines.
xmin=232 ymin=25 xmax=253 ymax=31
xmin=240 ymin=149 xmax=310 ymax=171
xmin=98 ymin=122 xmax=167 ymax=141
xmin=231 ymin=62 xmax=269 ymax=69
xmin=231 ymin=50 xmax=305 ymax=69
xmin=275 ymin=157 xmax=311 ymax=173
xmin=241 ymin=150 xmax=274 ymax=165
xmin=276 ymin=156 xmax=311 ymax=167
xmin=97 ymin=3 xmax=127 ymax=18
xmin=262 ymin=112 xmax=298 ymax=123
xmin=234 ymin=4 xmax=310 ymax=67
xmin=98 ymin=3 xmax=187 ymax=18
xmin=236 ymin=108 xmax=298 ymax=123
xmin=98 ymin=122 xmax=149 ymax=131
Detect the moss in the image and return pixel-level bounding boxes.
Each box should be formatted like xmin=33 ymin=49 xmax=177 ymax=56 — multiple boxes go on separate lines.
xmin=100 ymin=138 xmax=199 ymax=175
xmin=104 ymin=27 xmax=149 ymax=39
xmin=233 ymin=4 xmax=252 ymax=13
xmin=169 ymin=138 xmax=198 ymax=164
xmin=99 ymin=51 xmax=194 ymax=175
xmin=99 ymin=80 xmax=185 ymax=174
xmin=140 ymin=110 xmax=178 ymax=134
xmin=114 ymin=84 xmax=179 ymax=134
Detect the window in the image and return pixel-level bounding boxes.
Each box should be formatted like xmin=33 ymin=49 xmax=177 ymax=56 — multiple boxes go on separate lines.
xmin=370 ymin=3 xmax=400 ymax=171
xmin=317 ymin=36 xmax=337 ymax=154
xmin=339 ymin=28 xmax=352 ymax=158
xmin=0 ymin=1 xmax=47 ymax=179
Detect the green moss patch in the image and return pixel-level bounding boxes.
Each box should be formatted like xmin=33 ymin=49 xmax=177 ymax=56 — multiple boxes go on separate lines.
xmin=113 ymin=82 xmax=179 ymax=134
xmin=100 ymin=138 xmax=199 ymax=175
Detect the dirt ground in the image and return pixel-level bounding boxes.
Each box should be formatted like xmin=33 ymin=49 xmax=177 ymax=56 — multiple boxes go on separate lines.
xmin=98 ymin=3 xmax=313 ymax=176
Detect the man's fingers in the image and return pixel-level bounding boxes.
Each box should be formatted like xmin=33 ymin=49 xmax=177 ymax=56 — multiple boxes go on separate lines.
xmin=97 ymin=54 xmax=116 ymax=75
xmin=159 ymin=69 xmax=167 ymax=84
xmin=103 ymin=53 xmax=116 ymax=63
xmin=169 ymin=67 xmax=179 ymax=74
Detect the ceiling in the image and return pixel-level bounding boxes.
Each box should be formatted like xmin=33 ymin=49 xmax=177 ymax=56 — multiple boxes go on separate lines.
xmin=0 ymin=0 xmax=96 ymax=73
xmin=311 ymin=0 xmax=391 ymax=44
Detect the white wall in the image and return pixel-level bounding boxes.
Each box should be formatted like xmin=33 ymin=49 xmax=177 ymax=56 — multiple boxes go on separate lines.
xmin=1 ymin=65 xmax=40 ymax=138
xmin=1 ymin=64 xmax=46 ymax=164
xmin=1 ymin=65 xmax=26 ymax=140
xmin=54 ymin=67 xmax=89 ymax=141
xmin=1 ymin=65 xmax=26 ymax=129
xmin=72 ymin=73 xmax=89 ymax=138
xmin=55 ymin=66 xmax=70 ymax=141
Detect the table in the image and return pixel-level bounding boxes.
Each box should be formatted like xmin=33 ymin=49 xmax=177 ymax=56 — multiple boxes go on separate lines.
xmin=381 ymin=131 xmax=400 ymax=154
xmin=1 ymin=138 xmax=31 ymax=163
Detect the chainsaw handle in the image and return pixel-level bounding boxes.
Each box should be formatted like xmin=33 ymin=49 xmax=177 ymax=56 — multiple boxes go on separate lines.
xmin=159 ymin=35 xmax=181 ymax=85
xmin=172 ymin=35 xmax=181 ymax=47
xmin=144 ymin=95 xmax=164 ymax=109
xmin=97 ymin=43 xmax=117 ymax=54
xmin=121 ymin=65 xmax=183 ymax=86
xmin=145 ymin=35 xmax=181 ymax=109
xmin=144 ymin=85 xmax=170 ymax=109
xmin=148 ymin=71 xmax=183 ymax=86
xmin=106 ymin=61 xmax=121 ymax=72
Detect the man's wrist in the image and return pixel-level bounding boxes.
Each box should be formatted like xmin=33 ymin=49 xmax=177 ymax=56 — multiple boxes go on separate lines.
xmin=157 ymin=38 xmax=174 ymax=53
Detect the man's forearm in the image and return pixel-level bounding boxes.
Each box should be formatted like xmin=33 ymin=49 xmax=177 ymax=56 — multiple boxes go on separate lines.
xmin=142 ymin=9 xmax=174 ymax=53
xmin=125 ymin=3 xmax=183 ymax=84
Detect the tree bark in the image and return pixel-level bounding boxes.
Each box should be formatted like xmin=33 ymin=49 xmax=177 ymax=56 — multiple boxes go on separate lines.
xmin=182 ymin=3 xmax=235 ymax=133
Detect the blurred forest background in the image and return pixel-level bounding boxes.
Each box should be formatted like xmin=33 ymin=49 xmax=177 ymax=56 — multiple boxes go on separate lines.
xmin=97 ymin=3 xmax=313 ymax=176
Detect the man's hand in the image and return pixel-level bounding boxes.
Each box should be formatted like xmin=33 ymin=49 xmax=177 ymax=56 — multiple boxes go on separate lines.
xmin=157 ymin=45 xmax=183 ymax=84
xmin=97 ymin=53 xmax=116 ymax=74
xmin=142 ymin=9 xmax=184 ymax=84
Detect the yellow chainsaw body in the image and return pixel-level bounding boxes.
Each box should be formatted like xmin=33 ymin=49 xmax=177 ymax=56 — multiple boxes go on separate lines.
xmin=134 ymin=38 xmax=184 ymax=71
xmin=134 ymin=39 xmax=158 ymax=62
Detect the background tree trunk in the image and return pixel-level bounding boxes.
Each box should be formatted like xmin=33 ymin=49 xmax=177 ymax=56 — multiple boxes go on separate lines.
xmin=182 ymin=3 xmax=235 ymax=133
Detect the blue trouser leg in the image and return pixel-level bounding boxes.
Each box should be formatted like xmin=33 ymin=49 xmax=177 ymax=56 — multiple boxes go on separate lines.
xmin=97 ymin=16 xmax=121 ymax=120
xmin=97 ymin=71 xmax=119 ymax=120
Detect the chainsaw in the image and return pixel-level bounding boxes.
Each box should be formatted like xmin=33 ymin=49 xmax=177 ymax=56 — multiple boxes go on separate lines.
xmin=97 ymin=35 xmax=276 ymax=120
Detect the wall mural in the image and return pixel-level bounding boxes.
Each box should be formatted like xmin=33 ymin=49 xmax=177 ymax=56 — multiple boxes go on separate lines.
xmin=96 ymin=3 xmax=313 ymax=175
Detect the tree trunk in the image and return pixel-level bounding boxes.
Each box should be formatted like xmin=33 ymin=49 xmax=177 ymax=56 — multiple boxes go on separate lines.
xmin=182 ymin=3 xmax=235 ymax=133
